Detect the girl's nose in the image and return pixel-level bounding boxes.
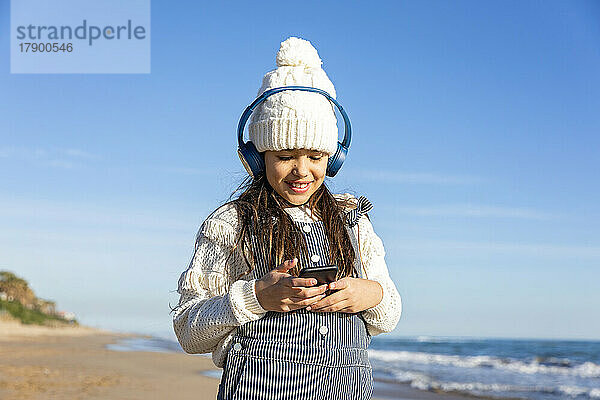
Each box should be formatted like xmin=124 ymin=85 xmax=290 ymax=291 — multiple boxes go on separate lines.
xmin=292 ymin=157 xmax=309 ymax=177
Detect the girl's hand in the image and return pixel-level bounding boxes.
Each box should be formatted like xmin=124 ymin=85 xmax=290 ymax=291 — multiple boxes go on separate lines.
xmin=307 ymin=277 xmax=383 ymax=313
xmin=255 ymin=258 xmax=329 ymax=312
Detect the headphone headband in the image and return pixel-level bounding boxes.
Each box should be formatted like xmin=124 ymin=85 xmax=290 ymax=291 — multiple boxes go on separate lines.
xmin=237 ymin=86 xmax=352 ymax=178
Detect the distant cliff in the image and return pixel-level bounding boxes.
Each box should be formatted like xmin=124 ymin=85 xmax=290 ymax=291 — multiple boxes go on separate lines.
xmin=0 ymin=271 xmax=78 ymax=326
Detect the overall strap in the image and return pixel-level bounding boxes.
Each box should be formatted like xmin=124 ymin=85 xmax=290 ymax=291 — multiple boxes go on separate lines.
xmin=343 ymin=195 xmax=374 ymax=280
xmin=345 ymin=196 xmax=373 ymax=228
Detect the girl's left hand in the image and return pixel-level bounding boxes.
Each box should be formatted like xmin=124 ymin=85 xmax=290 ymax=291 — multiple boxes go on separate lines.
xmin=306 ymin=277 xmax=383 ymax=313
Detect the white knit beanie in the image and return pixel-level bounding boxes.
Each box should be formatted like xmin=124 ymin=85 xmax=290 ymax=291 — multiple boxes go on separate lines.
xmin=248 ymin=36 xmax=339 ymax=155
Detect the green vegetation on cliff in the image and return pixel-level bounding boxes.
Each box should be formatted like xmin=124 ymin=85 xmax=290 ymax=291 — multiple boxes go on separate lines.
xmin=0 ymin=270 xmax=78 ymax=326
xmin=0 ymin=299 xmax=77 ymax=325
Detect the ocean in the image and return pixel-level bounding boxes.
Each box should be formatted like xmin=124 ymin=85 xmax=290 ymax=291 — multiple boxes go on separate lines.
xmin=107 ymin=335 xmax=600 ymax=400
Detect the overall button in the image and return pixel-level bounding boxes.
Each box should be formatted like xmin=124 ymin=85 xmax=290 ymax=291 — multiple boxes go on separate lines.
xmin=233 ymin=343 xmax=242 ymax=351
xmin=311 ymin=254 xmax=320 ymax=263
xmin=302 ymin=224 xmax=312 ymax=233
xmin=319 ymin=325 xmax=329 ymax=335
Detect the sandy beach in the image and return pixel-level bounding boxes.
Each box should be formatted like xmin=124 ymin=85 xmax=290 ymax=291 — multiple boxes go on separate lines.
xmin=0 ymin=321 xmax=478 ymax=400
xmin=0 ymin=320 xmax=221 ymax=400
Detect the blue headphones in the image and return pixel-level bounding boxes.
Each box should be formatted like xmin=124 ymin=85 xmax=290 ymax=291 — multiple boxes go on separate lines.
xmin=237 ymin=85 xmax=352 ymax=178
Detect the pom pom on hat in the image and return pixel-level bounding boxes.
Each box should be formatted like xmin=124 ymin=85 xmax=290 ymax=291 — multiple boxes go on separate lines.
xmin=248 ymin=36 xmax=339 ymax=156
xmin=276 ymin=37 xmax=323 ymax=68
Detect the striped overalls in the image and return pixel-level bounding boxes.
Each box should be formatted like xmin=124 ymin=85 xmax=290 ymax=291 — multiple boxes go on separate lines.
xmin=216 ymin=212 xmax=374 ymax=400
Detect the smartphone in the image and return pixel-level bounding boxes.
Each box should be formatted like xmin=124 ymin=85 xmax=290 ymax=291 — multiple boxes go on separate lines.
xmin=299 ymin=265 xmax=338 ymax=287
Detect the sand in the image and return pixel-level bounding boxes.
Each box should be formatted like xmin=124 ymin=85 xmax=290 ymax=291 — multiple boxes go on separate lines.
xmin=0 ymin=321 xmax=220 ymax=400
xmin=0 ymin=320 xmax=478 ymax=400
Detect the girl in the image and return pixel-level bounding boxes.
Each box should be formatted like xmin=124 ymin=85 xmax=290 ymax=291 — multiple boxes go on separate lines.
xmin=172 ymin=37 xmax=402 ymax=400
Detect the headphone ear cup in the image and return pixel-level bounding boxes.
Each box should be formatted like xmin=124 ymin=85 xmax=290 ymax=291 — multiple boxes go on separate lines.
xmin=326 ymin=143 xmax=347 ymax=177
xmin=238 ymin=141 xmax=264 ymax=178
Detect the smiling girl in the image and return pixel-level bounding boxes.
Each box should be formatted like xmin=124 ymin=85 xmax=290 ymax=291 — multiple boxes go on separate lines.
xmin=172 ymin=36 xmax=402 ymax=400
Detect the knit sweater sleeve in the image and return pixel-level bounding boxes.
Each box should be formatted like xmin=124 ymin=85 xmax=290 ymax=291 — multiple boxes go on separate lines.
xmin=357 ymin=214 xmax=403 ymax=336
xmin=172 ymin=204 xmax=267 ymax=354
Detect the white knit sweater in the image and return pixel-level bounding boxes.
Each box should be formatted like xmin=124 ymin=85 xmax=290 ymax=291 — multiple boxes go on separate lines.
xmin=172 ymin=193 xmax=402 ymax=368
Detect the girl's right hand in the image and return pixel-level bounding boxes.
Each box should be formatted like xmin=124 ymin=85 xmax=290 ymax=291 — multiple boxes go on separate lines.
xmin=254 ymin=258 xmax=329 ymax=312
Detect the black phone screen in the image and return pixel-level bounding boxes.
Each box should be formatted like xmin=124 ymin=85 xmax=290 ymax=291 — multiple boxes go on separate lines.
xmin=298 ymin=265 xmax=338 ymax=286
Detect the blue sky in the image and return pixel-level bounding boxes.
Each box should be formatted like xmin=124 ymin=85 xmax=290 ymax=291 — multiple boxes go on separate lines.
xmin=1 ymin=0 xmax=599 ymax=340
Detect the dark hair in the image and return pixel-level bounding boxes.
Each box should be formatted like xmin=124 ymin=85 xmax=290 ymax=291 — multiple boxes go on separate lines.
xmin=220 ymin=172 xmax=358 ymax=280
